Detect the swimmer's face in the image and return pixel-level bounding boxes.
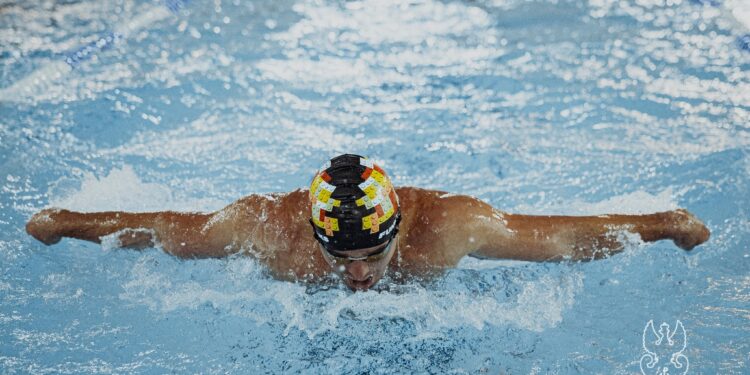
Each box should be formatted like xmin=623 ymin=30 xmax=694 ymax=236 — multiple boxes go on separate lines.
xmin=319 ymin=235 xmax=398 ymax=291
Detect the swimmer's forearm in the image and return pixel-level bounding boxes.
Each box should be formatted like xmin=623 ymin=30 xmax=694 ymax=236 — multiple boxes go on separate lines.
xmin=507 ymin=213 xmax=671 ymax=261
xmin=26 ymin=208 xmax=237 ymax=258
xmin=474 ymin=210 xmax=709 ymax=261
xmin=25 ymin=208 xmax=158 ymax=246
xmin=58 ymin=210 xmax=161 ymax=244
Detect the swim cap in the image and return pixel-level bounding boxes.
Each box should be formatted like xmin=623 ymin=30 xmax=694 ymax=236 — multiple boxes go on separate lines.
xmin=309 ymin=154 xmax=401 ymax=251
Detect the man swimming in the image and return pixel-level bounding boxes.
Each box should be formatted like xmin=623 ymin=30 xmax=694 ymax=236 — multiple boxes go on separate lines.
xmin=26 ymin=154 xmax=710 ymax=291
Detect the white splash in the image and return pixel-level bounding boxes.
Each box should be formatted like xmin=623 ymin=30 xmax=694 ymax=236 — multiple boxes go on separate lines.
xmin=724 ymin=0 xmax=750 ymax=31
xmin=0 ymin=3 xmax=173 ymax=104
xmin=513 ymin=188 xmax=680 ymax=216
xmin=119 ymin=252 xmax=582 ymax=336
xmin=48 ymin=165 xmax=224 ymax=213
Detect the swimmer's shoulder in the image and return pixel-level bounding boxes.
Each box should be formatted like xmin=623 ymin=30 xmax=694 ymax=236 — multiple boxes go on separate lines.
xmin=232 ymin=189 xmax=307 ymax=209
xmin=395 ymin=186 xmax=485 ymax=212
xmin=395 ymin=186 xmax=472 ymax=233
xmin=226 ymin=190 xmax=313 ymax=247
xmin=395 ymin=187 xmax=488 ymax=267
xmin=231 ymin=189 xmax=314 ymax=229
xmin=395 ymin=186 xmax=448 ymax=204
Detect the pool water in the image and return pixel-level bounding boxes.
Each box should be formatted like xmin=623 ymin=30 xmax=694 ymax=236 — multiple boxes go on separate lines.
xmin=1 ymin=0 xmax=748 ymax=373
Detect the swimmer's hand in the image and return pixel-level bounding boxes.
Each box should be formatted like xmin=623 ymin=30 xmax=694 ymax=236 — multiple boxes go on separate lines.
xmin=26 ymin=208 xmax=67 ymax=245
xmin=668 ymin=209 xmax=710 ymax=251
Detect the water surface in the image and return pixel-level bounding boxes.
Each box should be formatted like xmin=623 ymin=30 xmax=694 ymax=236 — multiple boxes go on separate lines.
xmin=1 ymin=0 xmax=748 ymax=373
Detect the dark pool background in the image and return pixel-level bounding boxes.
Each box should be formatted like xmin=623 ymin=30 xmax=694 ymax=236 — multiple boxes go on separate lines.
xmin=1 ymin=0 xmax=748 ymax=373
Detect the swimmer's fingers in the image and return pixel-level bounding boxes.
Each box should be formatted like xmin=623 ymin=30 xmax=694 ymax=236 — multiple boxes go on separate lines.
xmin=26 ymin=208 xmax=68 ymax=245
xmin=669 ymin=209 xmax=710 ymax=251
xmin=114 ymin=229 xmax=155 ymax=249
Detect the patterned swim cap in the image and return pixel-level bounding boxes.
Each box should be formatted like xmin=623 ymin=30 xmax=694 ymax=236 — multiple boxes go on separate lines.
xmin=309 ymin=154 xmax=401 ymax=251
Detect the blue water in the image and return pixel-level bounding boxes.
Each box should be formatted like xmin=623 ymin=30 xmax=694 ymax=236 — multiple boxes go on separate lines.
xmin=1 ymin=0 xmax=749 ymax=373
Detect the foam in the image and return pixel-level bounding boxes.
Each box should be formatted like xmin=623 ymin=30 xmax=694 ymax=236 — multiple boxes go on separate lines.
xmin=0 ymin=3 xmax=173 ymax=104
xmin=724 ymin=0 xmax=750 ymax=31
xmin=119 ymin=253 xmax=582 ymax=336
xmin=48 ymin=165 xmax=224 ymax=213
xmin=512 ymin=188 xmax=679 ymax=216
xmin=258 ymin=0 xmax=500 ymax=95
xmin=457 ymin=257 xmax=529 ymax=270
xmin=279 ymin=0 xmax=491 ymax=46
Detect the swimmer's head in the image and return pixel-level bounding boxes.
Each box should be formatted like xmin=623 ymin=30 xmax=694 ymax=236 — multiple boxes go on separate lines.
xmin=309 ymin=154 xmax=401 ymax=290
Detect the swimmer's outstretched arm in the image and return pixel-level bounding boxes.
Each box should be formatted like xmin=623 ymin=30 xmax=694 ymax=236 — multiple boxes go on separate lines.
xmin=460 ymin=200 xmax=710 ymax=261
xmin=25 ymin=201 xmax=253 ymax=258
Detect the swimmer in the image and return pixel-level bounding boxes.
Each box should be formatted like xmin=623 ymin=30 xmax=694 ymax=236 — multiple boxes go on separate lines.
xmin=26 ymin=154 xmax=710 ymax=291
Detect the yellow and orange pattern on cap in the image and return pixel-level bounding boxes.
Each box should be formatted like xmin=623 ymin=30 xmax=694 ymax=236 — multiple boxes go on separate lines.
xmin=355 ymin=158 xmax=398 ymax=234
xmin=309 ymin=161 xmax=341 ymax=237
xmin=309 ymin=157 xmax=399 ymax=236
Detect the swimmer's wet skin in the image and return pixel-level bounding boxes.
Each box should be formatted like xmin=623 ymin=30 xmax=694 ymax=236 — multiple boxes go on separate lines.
xmin=26 ymin=154 xmax=710 ymax=291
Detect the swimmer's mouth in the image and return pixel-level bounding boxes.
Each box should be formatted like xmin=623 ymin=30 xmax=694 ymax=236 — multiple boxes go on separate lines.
xmin=345 ymin=276 xmax=374 ymax=290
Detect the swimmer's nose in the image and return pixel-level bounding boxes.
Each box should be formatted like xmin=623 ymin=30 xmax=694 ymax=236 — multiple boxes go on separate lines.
xmin=345 ymin=261 xmax=370 ymax=281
